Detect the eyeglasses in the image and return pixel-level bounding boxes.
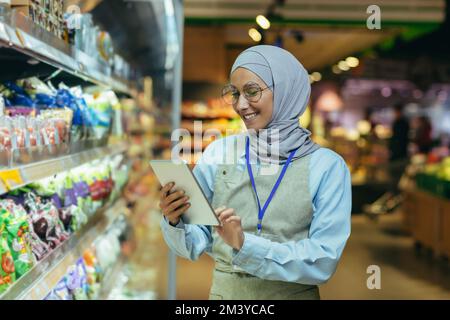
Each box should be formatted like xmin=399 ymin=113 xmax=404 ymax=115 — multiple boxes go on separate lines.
xmin=221 ymin=82 xmax=272 ymax=105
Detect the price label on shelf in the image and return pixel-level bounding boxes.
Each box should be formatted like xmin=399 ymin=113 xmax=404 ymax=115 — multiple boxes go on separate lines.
xmin=15 ymin=29 xmax=30 ymax=48
xmin=0 ymin=169 xmax=24 ymax=190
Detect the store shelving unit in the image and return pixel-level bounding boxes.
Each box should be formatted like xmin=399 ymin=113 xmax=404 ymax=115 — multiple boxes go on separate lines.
xmin=0 ymin=10 xmax=133 ymax=94
xmin=97 ymin=254 xmax=127 ymax=300
xmin=0 ymin=198 xmax=127 ymax=300
xmin=0 ymin=8 xmax=137 ymax=300
xmin=0 ymin=142 xmax=127 ymax=195
xmin=0 ymin=8 xmax=133 ymax=192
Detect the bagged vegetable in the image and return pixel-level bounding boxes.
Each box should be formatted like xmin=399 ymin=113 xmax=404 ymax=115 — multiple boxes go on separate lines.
xmin=0 ymin=203 xmax=35 ymax=278
xmin=25 ymin=193 xmax=69 ymax=249
xmin=0 ymin=225 xmax=15 ymax=293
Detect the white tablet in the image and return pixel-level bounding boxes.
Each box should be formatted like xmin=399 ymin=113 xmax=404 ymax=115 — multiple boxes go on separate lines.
xmin=150 ymin=160 xmax=220 ymax=226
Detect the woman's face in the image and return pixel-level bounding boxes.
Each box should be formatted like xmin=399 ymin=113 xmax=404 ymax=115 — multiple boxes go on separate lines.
xmin=230 ymin=67 xmax=273 ymax=130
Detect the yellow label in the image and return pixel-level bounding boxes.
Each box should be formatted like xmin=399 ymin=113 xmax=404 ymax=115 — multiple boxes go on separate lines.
xmin=15 ymin=29 xmax=25 ymax=47
xmin=0 ymin=169 xmax=24 ymax=190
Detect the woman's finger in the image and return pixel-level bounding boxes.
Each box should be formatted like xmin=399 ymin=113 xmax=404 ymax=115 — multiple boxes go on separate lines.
xmin=166 ymin=196 xmax=190 ymax=213
xmin=214 ymin=206 xmax=227 ymax=216
xmin=225 ymin=216 xmax=241 ymax=224
xmin=166 ymin=203 xmax=191 ymax=220
xmin=162 ymin=190 xmax=185 ymax=207
xmin=218 ymin=208 xmax=235 ymax=222
xmin=160 ymin=182 xmax=174 ymax=201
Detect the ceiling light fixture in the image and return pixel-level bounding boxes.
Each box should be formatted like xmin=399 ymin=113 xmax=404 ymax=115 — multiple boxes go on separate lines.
xmin=346 ymin=56 xmax=359 ymax=68
xmin=311 ymin=72 xmax=322 ymax=82
xmin=338 ymin=60 xmax=350 ymax=71
xmin=332 ymin=65 xmax=342 ymax=74
xmin=256 ymin=15 xmax=271 ymax=30
xmin=248 ymin=28 xmax=262 ymax=42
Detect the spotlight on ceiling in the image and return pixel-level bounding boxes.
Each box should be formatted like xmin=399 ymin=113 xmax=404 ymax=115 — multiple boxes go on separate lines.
xmin=249 ymin=28 xmax=262 ymax=42
xmin=311 ymin=72 xmax=322 ymax=82
xmin=338 ymin=60 xmax=350 ymax=71
xmin=346 ymin=56 xmax=359 ymax=68
xmin=256 ymin=15 xmax=271 ymax=30
xmin=332 ymin=65 xmax=342 ymax=74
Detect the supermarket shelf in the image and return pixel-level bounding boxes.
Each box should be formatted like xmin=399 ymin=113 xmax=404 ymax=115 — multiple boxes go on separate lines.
xmin=0 ymin=198 xmax=127 ymax=300
xmin=0 ymin=10 xmax=133 ymax=94
xmin=0 ymin=141 xmax=127 ymax=195
xmin=97 ymin=255 xmax=127 ymax=300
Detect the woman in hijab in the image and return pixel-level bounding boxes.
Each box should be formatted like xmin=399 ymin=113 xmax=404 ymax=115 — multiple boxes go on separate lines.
xmin=159 ymin=45 xmax=351 ymax=300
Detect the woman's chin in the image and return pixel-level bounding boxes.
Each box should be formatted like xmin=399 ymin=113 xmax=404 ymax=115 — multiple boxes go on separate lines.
xmin=245 ymin=123 xmax=262 ymax=131
xmin=244 ymin=121 xmax=269 ymax=131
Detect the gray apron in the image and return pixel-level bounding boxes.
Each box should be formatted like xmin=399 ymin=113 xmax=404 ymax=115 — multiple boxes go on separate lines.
xmin=209 ymin=142 xmax=320 ymax=300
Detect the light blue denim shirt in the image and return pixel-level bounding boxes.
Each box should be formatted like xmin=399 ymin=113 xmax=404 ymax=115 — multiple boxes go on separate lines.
xmin=160 ymin=135 xmax=352 ymax=285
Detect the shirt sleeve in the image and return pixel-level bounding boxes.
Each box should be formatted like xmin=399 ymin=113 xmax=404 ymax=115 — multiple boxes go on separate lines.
xmin=231 ymin=150 xmax=352 ymax=285
xmin=160 ymin=217 xmax=213 ymax=261
xmin=158 ymin=139 xmax=221 ymax=260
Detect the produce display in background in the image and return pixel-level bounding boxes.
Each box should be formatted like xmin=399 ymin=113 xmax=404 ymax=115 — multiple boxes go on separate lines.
xmin=0 ymin=77 xmax=123 ymax=151
xmin=182 ymin=99 xmax=238 ymax=120
xmin=179 ymin=99 xmax=245 ymax=164
xmin=181 ymin=99 xmax=243 ymax=137
xmin=0 ymin=154 xmax=129 ymax=294
xmin=416 ymin=156 xmax=450 ymax=199
xmin=180 ymin=99 xmax=244 ymax=164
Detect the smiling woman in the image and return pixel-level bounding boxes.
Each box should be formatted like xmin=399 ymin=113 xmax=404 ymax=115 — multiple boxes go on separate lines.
xmin=159 ymin=45 xmax=352 ymax=300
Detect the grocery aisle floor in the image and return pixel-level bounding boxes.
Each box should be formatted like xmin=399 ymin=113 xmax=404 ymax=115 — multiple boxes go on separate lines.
xmin=171 ymin=212 xmax=450 ymax=300
xmin=320 ymin=213 xmax=450 ymax=299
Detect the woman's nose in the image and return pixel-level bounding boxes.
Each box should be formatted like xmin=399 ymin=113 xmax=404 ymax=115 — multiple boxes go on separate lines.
xmin=236 ymin=94 xmax=249 ymax=111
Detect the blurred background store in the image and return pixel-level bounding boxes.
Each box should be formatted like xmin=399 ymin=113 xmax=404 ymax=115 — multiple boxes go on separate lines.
xmin=0 ymin=0 xmax=449 ymax=300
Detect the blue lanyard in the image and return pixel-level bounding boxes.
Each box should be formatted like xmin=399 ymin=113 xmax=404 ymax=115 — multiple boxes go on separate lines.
xmin=245 ymin=137 xmax=298 ymax=235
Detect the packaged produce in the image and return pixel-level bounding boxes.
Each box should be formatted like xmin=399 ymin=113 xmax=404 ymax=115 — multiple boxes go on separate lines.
xmin=83 ymin=92 xmax=113 ymax=140
xmin=83 ymin=248 xmax=101 ymax=299
xmin=2 ymin=81 xmax=35 ymax=109
xmin=71 ymin=169 xmax=94 ymax=216
xmin=39 ymin=110 xmax=72 ymax=144
xmin=25 ymin=193 xmax=69 ymax=249
xmin=28 ymin=226 xmax=51 ymax=261
xmin=59 ymin=205 xmax=87 ymax=233
xmin=84 ymin=169 xmax=104 ymax=212
xmin=18 ymin=77 xmax=54 ymax=98
xmin=70 ymin=86 xmax=94 ymax=140
xmin=66 ymin=258 xmax=88 ymax=300
xmin=55 ymin=88 xmax=83 ymax=141
xmin=0 ymin=231 xmax=15 ymax=293
xmin=6 ymin=218 xmax=34 ymax=278
xmin=48 ymin=278 xmax=71 ymax=300
xmin=0 ymin=206 xmax=35 ymax=279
